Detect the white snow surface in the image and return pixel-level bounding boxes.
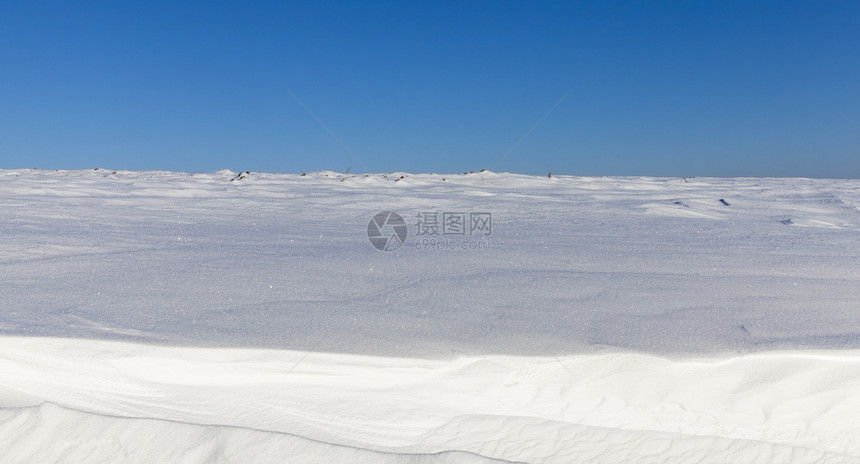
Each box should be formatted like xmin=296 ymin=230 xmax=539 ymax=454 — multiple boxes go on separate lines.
xmin=1 ymin=169 xmax=860 ymax=462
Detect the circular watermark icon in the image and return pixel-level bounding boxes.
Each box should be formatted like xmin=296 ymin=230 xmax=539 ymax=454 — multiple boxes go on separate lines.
xmin=367 ymin=211 xmax=408 ymax=251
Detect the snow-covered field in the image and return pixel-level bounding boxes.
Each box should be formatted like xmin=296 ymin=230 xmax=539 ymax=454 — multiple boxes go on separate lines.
xmin=1 ymin=169 xmax=859 ymax=462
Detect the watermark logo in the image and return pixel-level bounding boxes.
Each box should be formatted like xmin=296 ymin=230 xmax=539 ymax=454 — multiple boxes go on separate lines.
xmin=416 ymin=211 xmax=491 ymax=236
xmin=368 ymin=210 xmax=492 ymax=251
xmin=367 ymin=211 xmax=408 ymax=251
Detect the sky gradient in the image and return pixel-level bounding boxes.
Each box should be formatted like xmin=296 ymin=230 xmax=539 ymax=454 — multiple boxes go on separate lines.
xmin=1 ymin=1 xmax=858 ymax=177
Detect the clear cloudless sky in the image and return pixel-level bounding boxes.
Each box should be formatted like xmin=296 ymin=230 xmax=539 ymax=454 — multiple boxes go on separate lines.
xmin=1 ymin=1 xmax=858 ymax=177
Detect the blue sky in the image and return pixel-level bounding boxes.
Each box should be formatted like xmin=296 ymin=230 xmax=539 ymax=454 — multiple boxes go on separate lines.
xmin=1 ymin=1 xmax=858 ymax=177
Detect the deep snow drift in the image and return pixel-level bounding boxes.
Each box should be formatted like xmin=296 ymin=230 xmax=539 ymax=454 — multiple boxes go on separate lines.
xmin=1 ymin=169 xmax=859 ymax=462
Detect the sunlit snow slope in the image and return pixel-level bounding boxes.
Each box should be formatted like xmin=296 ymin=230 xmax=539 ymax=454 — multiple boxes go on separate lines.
xmin=2 ymin=169 xmax=860 ymax=462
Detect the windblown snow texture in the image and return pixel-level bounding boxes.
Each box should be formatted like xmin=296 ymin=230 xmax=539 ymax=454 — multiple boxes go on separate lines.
xmin=2 ymin=169 xmax=860 ymax=462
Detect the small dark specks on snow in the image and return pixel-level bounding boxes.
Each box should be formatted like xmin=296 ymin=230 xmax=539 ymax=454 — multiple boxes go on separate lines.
xmin=739 ymin=325 xmax=749 ymax=334
xmin=673 ymin=200 xmax=691 ymax=208
xmin=231 ymin=171 xmax=250 ymax=181
xmin=781 ymin=218 xmax=794 ymax=225
xmin=719 ymin=199 xmax=730 ymax=206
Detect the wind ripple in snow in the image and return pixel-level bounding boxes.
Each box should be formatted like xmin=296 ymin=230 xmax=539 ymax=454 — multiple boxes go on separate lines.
xmin=2 ymin=338 xmax=860 ymax=463
xmin=0 ymin=403 xmax=514 ymax=464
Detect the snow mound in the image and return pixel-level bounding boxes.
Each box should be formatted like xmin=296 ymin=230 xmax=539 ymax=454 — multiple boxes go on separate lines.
xmin=2 ymin=337 xmax=860 ymax=463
